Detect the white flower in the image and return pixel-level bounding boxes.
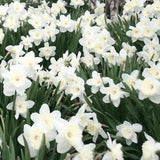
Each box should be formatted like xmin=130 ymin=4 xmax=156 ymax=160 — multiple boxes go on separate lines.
xmin=81 ymin=51 xmax=100 ymax=68
xmin=99 ymin=29 xmax=115 ymax=46
xmin=74 ymin=104 xmax=93 ymax=128
xmin=57 ymin=15 xmax=75 ymax=33
xmin=95 ymin=1 xmax=105 ymax=15
xmin=31 ymin=104 xmax=61 ymax=140
xmin=122 ymin=70 xmax=139 ymax=90
xmin=141 ymin=132 xmax=160 ymax=160
xmin=20 ymin=35 xmax=33 ymax=51
xmin=87 ymin=113 xmax=107 ymax=142
xmin=39 ymin=42 xmax=56 ymax=60
xmin=5 ymin=44 xmax=24 ymax=59
xmin=70 ymin=0 xmax=84 ymax=9
xmin=81 ymin=11 xmax=95 ymax=25
xmin=2 ymin=64 xmax=31 ymax=96
xmin=6 ymin=93 xmax=34 ymax=119
xmin=87 ymin=71 xmax=103 ymax=94
xmin=43 ymin=24 xmax=59 ymax=42
xmin=50 ymin=0 xmax=67 ymax=16
xmin=0 ymin=4 xmax=8 ymax=17
xmin=102 ymin=47 xmax=119 ymax=66
xmin=95 ymin=14 xmax=106 ymax=27
xmin=93 ymin=37 xmax=106 ymax=55
xmin=0 ymin=28 xmax=4 ymax=44
xmin=116 ymin=121 xmax=142 ymax=145
xmin=100 ymin=78 xmax=129 ymax=107
xmin=28 ymin=14 xmax=45 ymax=29
xmin=55 ymin=117 xmax=84 ymax=153
xmin=137 ymin=48 xmax=159 ymax=62
xmin=123 ymin=0 xmax=146 ymax=15
xmin=3 ymin=14 xmax=20 ymax=32
xmin=53 ymin=74 xmax=67 ymax=92
xmin=102 ymin=133 xmax=123 ymax=160
xmin=9 ymin=1 xmax=25 ymax=15
xmin=79 ymin=35 xmax=96 ymax=53
xmin=145 ymin=61 xmax=160 ymax=80
xmin=81 ymin=51 xmax=94 ymax=68
xmin=126 ymin=26 xmax=142 ymax=42
xmin=141 ymin=5 xmax=154 ymax=18
xmin=29 ymin=28 xmax=44 ymax=46
xmin=136 ymin=70 xmax=160 ymax=103
xmin=69 ymin=52 xmax=81 ymax=71
xmin=73 ymin=143 xmax=95 ymax=160
xmin=65 ymin=77 xmax=85 ymax=100
xmin=18 ymin=51 xmax=43 ymax=80
xmin=18 ymin=122 xmax=52 ymax=157
xmin=0 ymin=60 xmax=7 ymax=82
xmin=121 ymin=42 xmax=137 ymax=58
xmin=143 ymin=35 xmax=160 ymax=52
xmin=142 ymin=25 xmax=156 ymax=39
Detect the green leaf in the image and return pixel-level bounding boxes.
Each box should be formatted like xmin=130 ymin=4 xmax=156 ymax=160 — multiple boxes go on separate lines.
xmin=35 ymin=134 xmax=46 ymax=160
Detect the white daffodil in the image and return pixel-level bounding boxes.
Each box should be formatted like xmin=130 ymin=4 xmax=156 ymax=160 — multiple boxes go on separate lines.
xmin=65 ymin=76 xmax=85 ymax=100
xmin=121 ymin=42 xmax=137 ymax=58
xmin=18 ymin=122 xmax=52 ymax=157
xmin=73 ymin=143 xmax=95 ymax=160
xmin=0 ymin=28 xmax=4 ymax=44
xmin=3 ymin=14 xmax=20 ymax=32
xmin=0 ymin=60 xmax=7 ymax=82
xmin=81 ymin=51 xmax=100 ymax=68
xmin=0 ymin=4 xmax=8 ymax=18
xmin=81 ymin=11 xmax=95 ymax=25
xmin=43 ymin=24 xmax=59 ymax=42
xmin=74 ymin=104 xmax=93 ymax=129
xmin=116 ymin=121 xmax=142 ymax=145
xmin=126 ymin=26 xmax=142 ymax=42
xmin=136 ymin=69 xmax=160 ymax=104
xmin=2 ymin=64 xmax=31 ymax=96
xmin=57 ymin=14 xmax=75 ymax=33
xmin=87 ymin=71 xmax=103 ymax=93
xmin=95 ymin=1 xmax=105 ymax=15
xmin=143 ymin=35 xmax=160 ymax=52
xmin=102 ymin=133 xmax=124 ymax=160
xmin=79 ymin=35 xmax=96 ymax=53
xmin=5 ymin=44 xmax=24 ymax=59
xmin=98 ymin=29 xmax=115 ymax=47
xmin=100 ymin=78 xmax=129 ymax=107
xmin=122 ymin=70 xmax=139 ymax=90
xmin=69 ymin=52 xmax=81 ymax=71
xmin=145 ymin=61 xmax=160 ymax=80
xmin=31 ymin=104 xmax=61 ymax=140
xmin=29 ymin=28 xmax=44 ymax=46
xmin=18 ymin=51 xmax=43 ymax=80
xmin=81 ymin=51 xmax=94 ymax=68
xmin=102 ymin=47 xmax=120 ymax=66
xmin=137 ymin=47 xmax=159 ymax=62
xmin=9 ymin=1 xmax=25 ymax=15
xmin=39 ymin=42 xmax=56 ymax=60
xmin=6 ymin=93 xmax=34 ymax=119
xmin=95 ymin=14 xmax=106 ymax=27
xmin=141 ymin=132 xmax=160 ymax=160
xmin=20 ymin=35 xmax=33 ymax=51
xmin=87 ymin=113 xmax=107 ymax=142
xmin=55 ymin=117 xmax=84 ymax=154
xmin=50 ymin=0 xmax=67 ymax=16
xmin=70 ymin=0 xmax=84 ymax=9
xmin=28 ymin=14 xmax=45 ymax=29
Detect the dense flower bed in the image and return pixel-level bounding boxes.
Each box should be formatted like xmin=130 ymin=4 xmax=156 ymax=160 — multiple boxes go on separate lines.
xmin=0 ymin=0 xmax=160 ymax=159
